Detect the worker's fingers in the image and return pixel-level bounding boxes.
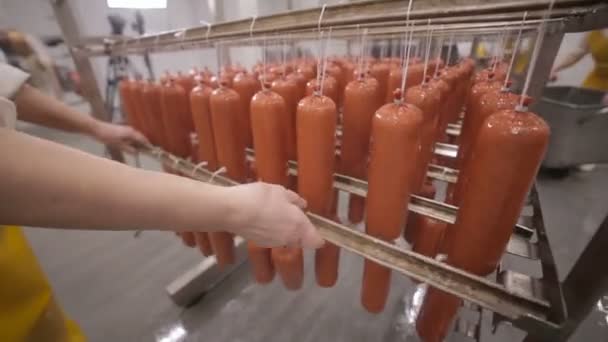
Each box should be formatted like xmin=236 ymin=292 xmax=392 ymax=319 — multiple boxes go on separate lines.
xmin=294 ymin=208 xmax=324 ymax=249
xmin=127 ymin=127 xmax=149 ymax=146
xmin=285 ymin=189 xmax=307 ymax=209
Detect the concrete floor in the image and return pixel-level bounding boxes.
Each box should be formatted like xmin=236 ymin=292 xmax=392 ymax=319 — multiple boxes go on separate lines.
xmin=17 ymin=121 xmax=608 ymax=342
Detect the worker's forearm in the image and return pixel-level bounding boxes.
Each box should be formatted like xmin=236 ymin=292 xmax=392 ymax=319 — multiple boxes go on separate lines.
xmin=0 ymin=128 xmax=238 ymax=232
xmin=14 ymin=84 xmax=102 ymax=136
xmin=553 ymin=50 xmax=586 ymax=72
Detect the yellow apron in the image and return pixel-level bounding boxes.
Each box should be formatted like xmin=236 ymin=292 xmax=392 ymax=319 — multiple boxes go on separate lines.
xmin=582 ymin=30 xmax=608 ymax=91
xmin=0 ymin=226 xmax=85 ymax=342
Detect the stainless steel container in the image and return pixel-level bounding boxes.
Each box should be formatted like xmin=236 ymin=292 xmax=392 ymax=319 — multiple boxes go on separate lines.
xmin=535 ymin=86 xmax=608 ymax=168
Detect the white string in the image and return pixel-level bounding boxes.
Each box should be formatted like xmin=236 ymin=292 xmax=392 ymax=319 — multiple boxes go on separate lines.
xmin=422 ymin=23 xmax=433 ymax=84
xmin=209 ymin=166 xmax=227 ymax=183
xmin=433 ymin=33 xmax=444 ymax=78
xmin=399 ymin=0 xmax=415 ymax=97
xmin=517 ymin=0 xmax=555 ymax=110
xmin=191 ymin=161 xmax=209 ymax=177
xmin=249 ymin=16 xmax=257 ymax=39
xmin=503 ymin=12 xmax=527 ymax=91
xmin=357 ymin=28 xmax=368 ymax=80
xmin=445 ymin=33 xmax=454 ymax=66
xmin=320 ymin=28 xmax=332 ymax=96
xmin=317 ymin=4 xmax=327 ymax=32
xmin=315 ymin=31 xmax=325 ymax=94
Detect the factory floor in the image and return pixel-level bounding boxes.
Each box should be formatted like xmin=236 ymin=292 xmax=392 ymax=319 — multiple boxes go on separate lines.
xmin=18 ymin=120 xmax=608 ymax=342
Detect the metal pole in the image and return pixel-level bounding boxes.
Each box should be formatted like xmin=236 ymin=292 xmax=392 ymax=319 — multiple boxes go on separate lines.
xmin=50 ymin=0 xmax=124 ymax=162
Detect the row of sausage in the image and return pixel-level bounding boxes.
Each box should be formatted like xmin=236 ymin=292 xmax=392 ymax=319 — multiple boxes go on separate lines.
xmin=118 ymin=55 xmax=549 ymax=341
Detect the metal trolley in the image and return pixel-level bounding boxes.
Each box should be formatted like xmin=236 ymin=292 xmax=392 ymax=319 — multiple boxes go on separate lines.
xmin=50 ymin=0 xmax=608 ymax=341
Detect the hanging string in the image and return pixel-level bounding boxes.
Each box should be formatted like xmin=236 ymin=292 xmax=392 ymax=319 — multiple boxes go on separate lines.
xmin=503 ymin=12 xmax=528 ymax=91
xmin=445 ymin=33 xmax=454 ymax=67
xmin=422 ymin=21 xmax=433 ymax=84
xmin=357 ymin=28 xmax=369 ymax=80
xmin=399 ymin=0 xmax=415 ymax=97
xmin=517 ymin=0 xmax=555 ymax=110
xmin=320 ymin=27 xmax=332 ymax=96
xmin=315 ymin=30 xmax=325 ymax=94
xmin=433 ymin=33 xmax=445 ymax=78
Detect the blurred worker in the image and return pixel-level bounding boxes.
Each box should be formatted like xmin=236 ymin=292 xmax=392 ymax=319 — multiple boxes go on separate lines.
xmin=552 ymin=29 xmax=608 ymax=92
xmin=0 ymin=62 xmax=324 ymax=341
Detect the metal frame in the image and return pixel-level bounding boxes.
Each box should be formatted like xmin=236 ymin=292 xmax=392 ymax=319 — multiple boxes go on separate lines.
xmin=51 ymin=0 xmax=608 ymax=340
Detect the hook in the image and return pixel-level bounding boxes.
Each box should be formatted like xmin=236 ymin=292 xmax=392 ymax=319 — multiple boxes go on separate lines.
xmin=318 ymin=4 xmax=327 ymax=32
xmin=191 ymin=161 xmax=209 ymax=177
xmin=249 ymin=16 xmax=257 ymax=38
xmin=200 ymin=20 xmax=212 ymax=42
xmin=209 ymin=166 xmax=227 ymax=184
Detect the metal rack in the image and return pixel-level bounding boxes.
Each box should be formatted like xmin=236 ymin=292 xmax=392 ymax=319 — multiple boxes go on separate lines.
xmin=50 ymin=0 xmax=608 ymax=341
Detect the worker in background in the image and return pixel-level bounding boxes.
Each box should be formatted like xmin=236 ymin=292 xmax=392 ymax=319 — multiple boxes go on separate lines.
xmin=0 ymin=62 xmax=324 ymax=341
xmin=551 ymin=29 xmax=608 ymax=94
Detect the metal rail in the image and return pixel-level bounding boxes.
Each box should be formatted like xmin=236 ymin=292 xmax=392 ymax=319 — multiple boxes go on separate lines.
xmin=73 ymin=0 xmax=606 ymax=57
xmin=135 ymin=143 xmax=562 ymax=339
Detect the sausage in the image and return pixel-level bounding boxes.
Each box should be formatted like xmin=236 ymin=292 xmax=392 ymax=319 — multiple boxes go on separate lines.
xmin=341 ymin=61 xmax=356 ymax=86
xmin=233 ymin=72 xmax=261 ymax=147
xmin=180 ymin=231 xmax=197 ymax=248
xmin=305 ymin=75 xmax=339 ymax=106
xmin=160 ymin=80 xmax=191 ymax=158
xmin=360 ymin=259 xmax=391 ymax=313
xmin=445 ymin=107 xmax=548 ymax=274
xmin=208 ymin=84 xmax=249 ymax=266
xmin=439 ymin=68 xmax=462 ymax=125
xmin=419 ymin=109 xmax=549 ymax=339
xmin=362 ymin=92 xmax=423 ymax=312
xmin=425 ymin=78 xmax=450 ymax=144
xmin=271 ymin=77 xmax=299 ymax=161
xmin=285 ymin=72 xmax=307 ymax=104
xmin=369 ymin=62 xmax=390 ymax=105
xmin=457 ymin=80 xmax=503 ymax=171
xmin=142 ymin=81 xmax=168 ymax=148
xmin=131 ymin=80 xmax=152 ymax=140
xmin=404 ymin=83 xmax=442 ymax=191
xmin=385 ymin=63 xmax=426 ymax=103
xmin=403 ymin=181 xmax=436 ymax=243
xmin=341 ymin=75 xmax=380 ymax=224
xmin=190 ymin=80 xmax=219 ymax=171
xmin=412 ymin=215 xmax=446 ymax=258
xmin=175 ymin=71 xmax=196 ymax=95
xmin=247 ymin=241 xmax=275 ymax=284
xmin=250 ymin=87 xmax=304 ymax=288
xmin=452 ymin=90 xmax=523 ymax=205
xmin=271 ymin=247 xmax=304 ymax=290
xmin=297 ymin=64 xmax=316 ymax=81
xmin=416 ymin=286 xmax=462 ymax=342
xmin=296 ymin=94 xmax=339 ymax=287
xmin=325 ymin=63 xmax=345 ymax=108
xmin=195 ymin=232 xmax=214 ymax=256
xmin=118 ymin=79 xmax=145 ymax=133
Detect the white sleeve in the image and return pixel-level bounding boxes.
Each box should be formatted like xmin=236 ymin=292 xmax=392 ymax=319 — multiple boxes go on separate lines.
xmin=0 ymin=63 xmax=30 ymax=99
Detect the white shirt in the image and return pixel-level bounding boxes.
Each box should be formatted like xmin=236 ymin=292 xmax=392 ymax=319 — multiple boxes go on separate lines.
xmin=0 ymin=63 xmax=30 ymax=129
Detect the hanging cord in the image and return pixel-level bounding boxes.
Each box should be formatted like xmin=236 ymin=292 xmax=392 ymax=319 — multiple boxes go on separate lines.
xmin=502 ymin=12 xmax=528 ymax=91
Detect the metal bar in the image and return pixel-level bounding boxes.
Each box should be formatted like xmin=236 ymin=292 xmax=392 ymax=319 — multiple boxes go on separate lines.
xmin=166 ymin=237 xmax=248 ymax=306
xmin=51 ymin=0 xmax=124 ymax=162
xmin=309 ymin=214 xmax=559 ymax=338
xmin=556 ymin=215 xmax=608 ymax=341
xmin=522 ymin=186 xmax=568 ymax=341
xmin=75 ymin=0 xmax=605 ymax=56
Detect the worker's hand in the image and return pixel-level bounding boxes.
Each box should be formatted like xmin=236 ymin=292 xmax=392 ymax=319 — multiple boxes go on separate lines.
xmin=549 ymin=70 xmax=558 ymax=82
xmin=92 ymin=121 xmax=148 ymax=152
xmin=225 ymin=182 xmax=325 ymax=249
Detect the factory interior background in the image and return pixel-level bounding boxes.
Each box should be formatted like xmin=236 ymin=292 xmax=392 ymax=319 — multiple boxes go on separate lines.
xmin=0 ymin=0 xmax=606 ymax=341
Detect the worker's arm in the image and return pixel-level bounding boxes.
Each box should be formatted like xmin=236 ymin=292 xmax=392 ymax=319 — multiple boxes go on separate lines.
xmin=551 ymin=35 xmax=590 ymax=78
xmin=14 ymin=83 xmax=148 ymax=151
xmin=0 ymin=127 xmax=323 ymax=248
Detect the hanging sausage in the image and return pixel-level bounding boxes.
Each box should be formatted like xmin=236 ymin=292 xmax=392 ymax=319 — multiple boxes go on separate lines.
xmin=362 ymin=89 xmax=423 ymax=312
xmin=297 ymin=90 xmax=339 ymax=288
